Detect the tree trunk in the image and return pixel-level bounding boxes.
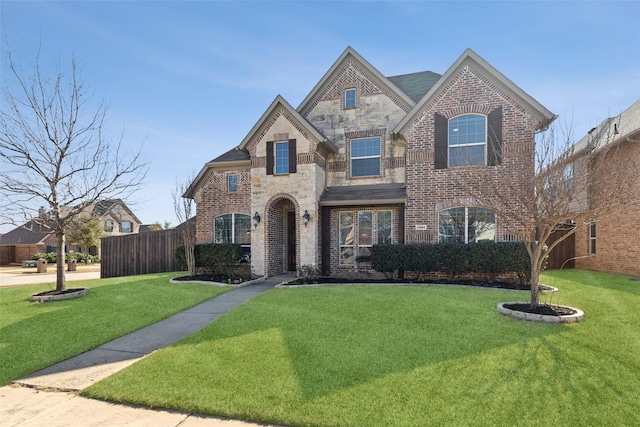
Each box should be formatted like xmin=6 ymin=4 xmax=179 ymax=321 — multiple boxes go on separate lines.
xmin=529 ymin=258 xmax=540 ymax=308
xmin=56 ymin=232 xmax=66 ymax=292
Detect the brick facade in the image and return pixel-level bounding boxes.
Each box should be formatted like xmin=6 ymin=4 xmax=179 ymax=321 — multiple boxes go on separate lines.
xmin=189 ymin=48 xmax=554 ymax=278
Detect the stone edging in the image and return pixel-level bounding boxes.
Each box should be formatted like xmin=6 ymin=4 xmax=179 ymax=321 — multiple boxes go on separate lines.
xmin=497 ymin=302 xmax=584 ymax=323
xmin=30 ymin=288 xmax=88 ymax=302
xmin=169 ymin=276 xmax=266 ymax=287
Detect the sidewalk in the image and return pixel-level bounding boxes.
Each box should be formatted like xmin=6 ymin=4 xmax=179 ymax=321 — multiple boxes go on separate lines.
xmin=0 ymin=265 xmax=101 ymax=287
xmin=1 ymin=275 xmax=290 ymax=427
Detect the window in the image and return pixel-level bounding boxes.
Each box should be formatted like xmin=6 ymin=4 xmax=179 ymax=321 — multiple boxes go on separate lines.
xmin=266 ymin=139 xmax=296 ymax=175
xmin=275 ymin=141 xmax=289 ymax=174
xmin=563 ymin=163 xmax=574 ymax=191
xmin=104 ymin=219 xmax=113 ymax=232
xmin=121 ymin=221 xmax=132 ymax=233
xmin=358 ymin=211 xmax=373 ymax=257
xmin=448 ymin=114 xmax=486 ymax=167
xmin=214 ymin=214 xmax=251 ymax=246
xmin=350 ymin=137 xmax=381 ymax=177
xmin=377 ymin=210 xmax=392 ymax=244
xmin=339 ymin=212 xmax=355 ymax=265
xmin=344 ymin=88 xmax=356 ymax=109
xmin=589 ymin=222 xmax=596 ymax=254
xmin=228 ymin=175 xmax=237 ymax=192
xmin=434 ymin=108 xmax=502 ymax=169
xmin=340 ymin=210 xmax=393 ymax=265
xmin=438 ymin=207 xmax=495 ymax=243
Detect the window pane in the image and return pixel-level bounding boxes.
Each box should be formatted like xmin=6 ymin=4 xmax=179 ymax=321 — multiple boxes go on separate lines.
xmin=121 ymin=221 xmax=132 ymax=233
xmin=339 ymin=212 xmax=354 ymax=246
xmin=104 ymin=220 xmax=113 ymax=232
xmin=214 ymin=214 xmax=232 ymax=243
xmin=228 ymin=175 xmax=237 ymax=192
xmin=340 ymin=247 xmax=354 ymax=265
xmin=351 ymin=138 xmax=381 ymax=157
xmin=449 ymin=115 xmax=486 ymax=145
xmin=352 ymin=158 xmax=381 ymax=177
xmin=468 ymin=208 xmax=495 ymax=242
xmin=234 ymin=214 xmax=251 ymax=245
xmin=449 ymin=145 xmax=485 ymax=167
xmin=438 ymin=208 xmax=465 ymax=243
xmin=358 ymin=211 xmax=372 ymax=246
xmin=275 ymin=141 xmax=289 ymax=174
xmin=345 ymin=88 xmax=356 ymax=108
xmin=377 ymin=211 xmax=392 ymax=244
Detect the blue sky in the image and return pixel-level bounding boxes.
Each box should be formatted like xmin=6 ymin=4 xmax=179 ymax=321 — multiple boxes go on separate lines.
xmin=2 ymin=1 xmax=639 ymax=232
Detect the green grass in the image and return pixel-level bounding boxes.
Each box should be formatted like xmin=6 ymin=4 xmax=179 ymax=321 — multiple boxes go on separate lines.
xmin=0 ymin=272 xmax=228 ymax=385
xmin=83 ymin=270 xmax=640 ymax=427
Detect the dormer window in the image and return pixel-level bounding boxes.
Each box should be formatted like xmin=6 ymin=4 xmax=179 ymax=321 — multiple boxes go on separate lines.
xmin=344 ymin=88 xmax=356 ymax=109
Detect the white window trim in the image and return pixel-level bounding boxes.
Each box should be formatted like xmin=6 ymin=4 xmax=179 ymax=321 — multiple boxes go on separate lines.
xmin=350 ymin=137 xmax=381 ymax=178
xmin=274 ymin=141 xmax=289 ymax=175
xmin=344 ymin=88 xmax=357 ymax=109
xmin=448 ymin=114 xmax=487 ymax=167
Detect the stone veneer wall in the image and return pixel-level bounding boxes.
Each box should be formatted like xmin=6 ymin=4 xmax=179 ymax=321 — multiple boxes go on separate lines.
xmin=402 ymin=64 xmax=538 ymax=244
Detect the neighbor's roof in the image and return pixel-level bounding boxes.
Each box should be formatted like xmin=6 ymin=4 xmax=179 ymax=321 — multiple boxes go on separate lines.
xmin=387 ymin=71 xmax=442 ymax=104
xmin=319 ymin=183 xmax=407 ymax=206
xmin=0 ymin=220 xmax=54 ymax=245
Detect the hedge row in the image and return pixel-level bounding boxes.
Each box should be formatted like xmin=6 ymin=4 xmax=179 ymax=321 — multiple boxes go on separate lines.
xmin=175 ymin=243 xmax=243 ymax=275
xmin=370 ymin=242 xmax=534 ymax=282
xmin=32 ymin=252 xmax=101 ymax=263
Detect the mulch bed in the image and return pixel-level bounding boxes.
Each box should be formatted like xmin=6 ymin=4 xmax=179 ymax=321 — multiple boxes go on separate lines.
xmin=503 ymin=302 xmax=577 ymax=316
xmin=32 ymin=288 xmax=87 ymax=297
xmin=285 ymin=277 xmax=553 ymax=292
xmin=172 ymin=274 xmax=248 ymax=284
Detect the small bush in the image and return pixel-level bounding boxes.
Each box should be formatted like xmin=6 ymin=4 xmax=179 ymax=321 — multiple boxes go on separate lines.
xmin=297 ymin=265 xmax=320 ymax=283
xmin=370 ymin=244 xmax=404 ymax=278
xmin=175 ymin=244 xmax=243 ymax=277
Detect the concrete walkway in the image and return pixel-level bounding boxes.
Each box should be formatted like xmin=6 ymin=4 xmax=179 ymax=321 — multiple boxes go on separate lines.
xmin=1 ymin=275 xmax=290 ymax=427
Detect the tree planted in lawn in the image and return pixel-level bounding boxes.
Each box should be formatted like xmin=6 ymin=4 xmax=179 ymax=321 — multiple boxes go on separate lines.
xmin=174 ymin=176 xmax=196 ymax=276
xmin=459 ymin=118 xmax=638 ymax=307
xmin=0 ymin=47 xmax=147 ymax=292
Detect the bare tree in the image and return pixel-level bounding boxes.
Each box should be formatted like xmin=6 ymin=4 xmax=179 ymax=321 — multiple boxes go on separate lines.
xmin=0 ymin=48 xmax=147 ymax=292
xmin=460 ymin=116 xmax=639 ymax=307
xmin=173 ymin=177 xmax=196 ymax=276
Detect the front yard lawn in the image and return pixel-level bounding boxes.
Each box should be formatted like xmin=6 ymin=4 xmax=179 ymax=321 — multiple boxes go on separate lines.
xmin=0 ymin=272 xmax=228 ymax=385
xmin=84 ymin=270 xmax=640 ymax=426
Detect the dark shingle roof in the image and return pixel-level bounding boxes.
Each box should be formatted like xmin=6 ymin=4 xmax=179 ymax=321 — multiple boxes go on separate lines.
xmin=91 ymin=199 xmax=119 ymax=216
xmin=0 ymin=220 xmax=54 ymax=245
xmin=209 ymin=148 xmax=250 ymax=163
xmin=387 ymin=71 xmax=442 ymax=103
xmin=319 ymin=184 xmax=406 ymax=206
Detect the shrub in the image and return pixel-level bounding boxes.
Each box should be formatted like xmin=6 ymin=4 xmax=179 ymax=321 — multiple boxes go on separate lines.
xmin=175 ymin=243 xmax=243 ymax=277
xmin=297 ymin=265 xmax=320 ymax=283
xmin=371 ymin=241 xmax=535 ymax=282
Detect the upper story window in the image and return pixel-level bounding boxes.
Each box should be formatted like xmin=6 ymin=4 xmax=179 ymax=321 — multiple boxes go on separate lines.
xmin=438 ymin=207 xmax=495 ymax=244
xmin=266 ymin=139 xmax=297 ymax=176
xmin=275 ymin=141 xmax=289 ymax=174
xmin=344 ymin=88 xmax=356 ymax=109
xmin=448 ymin=114 xmax=487 ymax=167
xmin=121 ymin=221 xmax=132 ymax=233
xmin=228 ymin=174 xmax=237 ymax=192
xmin=434 ymin=108 xmax=502 ymax=169
xmin=104 ymin=219 xmax=113 ymax=232
xmin=350 ymin=137 xmax=381 ymax=177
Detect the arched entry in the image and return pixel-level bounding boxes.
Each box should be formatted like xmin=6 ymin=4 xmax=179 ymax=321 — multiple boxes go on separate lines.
xmin=265 ymin=194 xmax=300 ymax=276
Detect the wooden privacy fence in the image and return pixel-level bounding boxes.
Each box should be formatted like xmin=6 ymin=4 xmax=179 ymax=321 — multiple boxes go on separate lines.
xmin=0 ymin=246 xmax=16 ymax=265
xmin=101 ymin=229 xmax=185 ymax=278
xmin=545 ymin=227 xmax=576 ymax=270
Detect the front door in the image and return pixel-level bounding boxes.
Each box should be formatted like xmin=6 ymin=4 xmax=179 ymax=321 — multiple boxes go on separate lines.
xmin=287 ymin=211 xmax=296 ymax=271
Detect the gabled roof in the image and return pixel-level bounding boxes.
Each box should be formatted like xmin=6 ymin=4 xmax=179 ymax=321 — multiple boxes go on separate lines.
xmin=319 ymin=183 xmax=407 ymax=206
xmin=238 ymin=95 xmax=337 ymax=153
xmin=297 ymin=46 xmax=416 ymax=116
xmin=394 ymin=48 xmax=556 ymax=134
xmin=387 ymin=71 xmax=442 ymax=104
xmin=92 ymin=199 xmax=142 ymax=224
xmin=0 ymin=220 xmax=54 ymax=245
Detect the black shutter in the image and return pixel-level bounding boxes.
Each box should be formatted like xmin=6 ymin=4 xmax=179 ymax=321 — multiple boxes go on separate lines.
xmin=487 ymin=107 xmax=502 ymax=166
xmin=434 ymin=113 xmax=448 ymax=169
xmin=289 ymin=139 xmax=297 ymax=174
xmin=266 ymin=141 xmax=274 ymax=175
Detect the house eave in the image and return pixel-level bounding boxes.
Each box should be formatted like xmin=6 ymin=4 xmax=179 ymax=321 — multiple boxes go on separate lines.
xmin=319 ymin=198 xmax=406 ymax=207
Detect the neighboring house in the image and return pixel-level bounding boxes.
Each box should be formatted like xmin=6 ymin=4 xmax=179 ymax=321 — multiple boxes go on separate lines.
xmin=0 ymin=199 xmax=141 ymax=264
xmin=186 ymin=47 xmax=555 ymax=278
xmin=571 ymin=99 xmax=640 ymax=275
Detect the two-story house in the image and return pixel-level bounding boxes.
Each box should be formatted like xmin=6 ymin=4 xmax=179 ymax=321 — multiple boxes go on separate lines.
xmin=185 ymin=47 xmax=555 ymax=278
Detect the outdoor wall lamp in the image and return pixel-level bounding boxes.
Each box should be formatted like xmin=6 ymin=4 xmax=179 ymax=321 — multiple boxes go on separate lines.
xmin=253 ymin=212 xmax=261 ymax=228
xmin=302 ymin=210 xmax=311 ymax=227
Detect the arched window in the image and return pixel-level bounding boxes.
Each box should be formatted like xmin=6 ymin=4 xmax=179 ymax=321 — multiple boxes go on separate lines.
xmin=438 ymin=207 xmax=495 ymax=243
xmin=213 ymin=214 xmax=251 ymax=246
xmin=448 ymin=114 xmax=487 ymax=167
